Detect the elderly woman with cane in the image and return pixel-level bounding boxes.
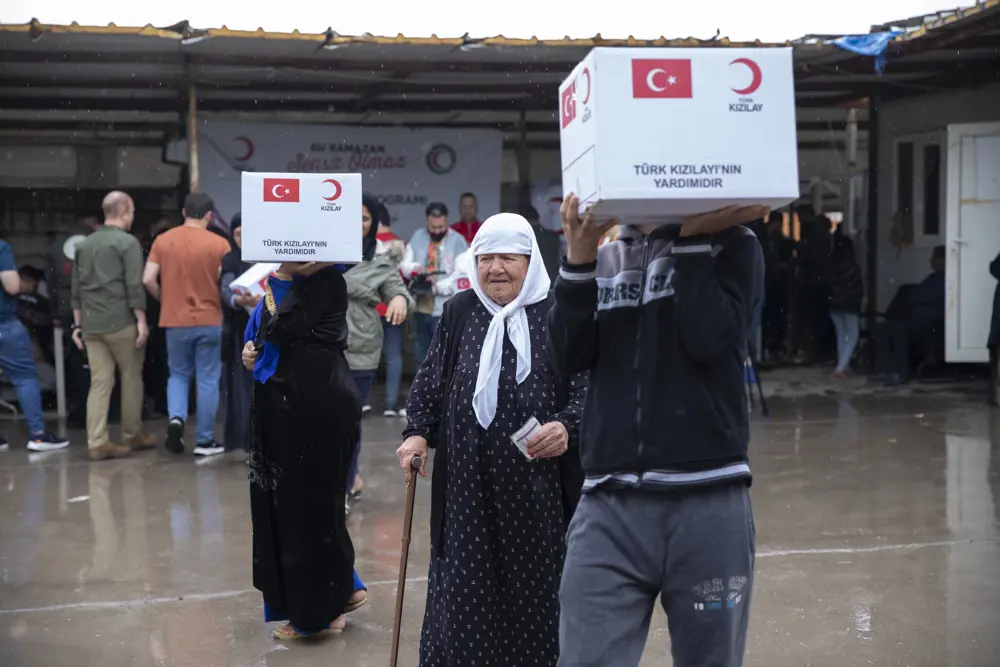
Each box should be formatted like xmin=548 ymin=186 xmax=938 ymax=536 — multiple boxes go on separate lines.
xmin=396 ymin=213 xmax=587 ymax=667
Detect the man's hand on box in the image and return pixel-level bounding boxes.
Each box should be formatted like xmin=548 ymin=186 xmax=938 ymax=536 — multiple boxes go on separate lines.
xmin=679 ymin=205 xmax=770 ymax=239
xmin=561 ymin=193 xmax=616 ymax=265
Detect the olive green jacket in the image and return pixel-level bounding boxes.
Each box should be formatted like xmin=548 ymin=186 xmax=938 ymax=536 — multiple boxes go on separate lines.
xmin=344 ymin=256 xmax=414 ymax=371
xmin=70 ymin=225 xmax=145 ymax=334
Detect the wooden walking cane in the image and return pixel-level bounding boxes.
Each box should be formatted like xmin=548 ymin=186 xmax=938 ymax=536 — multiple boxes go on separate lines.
xmin=390 ymin=455 xmax=422 ymax=667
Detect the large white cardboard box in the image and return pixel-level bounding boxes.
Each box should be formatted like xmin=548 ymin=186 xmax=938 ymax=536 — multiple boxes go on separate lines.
xmin=241 ymin=172 xmax=362 ymax=262
xmin=559 ymin=47 xmax=799 ymax=224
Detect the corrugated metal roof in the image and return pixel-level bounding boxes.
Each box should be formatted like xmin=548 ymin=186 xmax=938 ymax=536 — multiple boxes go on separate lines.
xmin=873 ymin=0 xmax=999 ymax=41
xmin=0 ymin=19 xmax=796 ymax=48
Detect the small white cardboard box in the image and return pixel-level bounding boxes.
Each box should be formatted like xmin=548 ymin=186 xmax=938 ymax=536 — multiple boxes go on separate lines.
xmin=241 ymin=172 xmax=363 ymax=262
xmin=559 ymin=47 xmax=799 ymax=225
xmin=230 ymin=263 xmax=279 ymax=313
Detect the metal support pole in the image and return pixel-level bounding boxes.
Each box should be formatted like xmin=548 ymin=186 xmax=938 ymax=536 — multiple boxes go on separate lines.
xmin=187 ymin=86 xmax=200 ymax=193
xmin=846 ymin=108 xmax=859 ymax=170
xmin=53 ymin=325 xmax=66 ymax=420
xmin=864 ymin=97 xmax=880 ymax=331
xmin=515 ymin=110 xmax=531 ymax=213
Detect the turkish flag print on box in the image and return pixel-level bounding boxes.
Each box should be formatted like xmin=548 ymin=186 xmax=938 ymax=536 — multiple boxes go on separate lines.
xmin=631 ymin=59 xmax=693 ymax=99
xmin=263 ymin=177 xmax=300 ymax=203
xmin=560 ymin=84 xmax=577 ymax=129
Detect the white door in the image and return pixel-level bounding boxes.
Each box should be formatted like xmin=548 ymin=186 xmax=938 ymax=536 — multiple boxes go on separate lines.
xmin=945 ymin=123 xmax=1000 ymax=363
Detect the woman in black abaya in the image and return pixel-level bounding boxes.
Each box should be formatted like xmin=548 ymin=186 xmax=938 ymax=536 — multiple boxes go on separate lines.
xmin=220 ymin=214 xmax=256 ymax=452
xmin=242 ymin=260 xmax=366 ymax=639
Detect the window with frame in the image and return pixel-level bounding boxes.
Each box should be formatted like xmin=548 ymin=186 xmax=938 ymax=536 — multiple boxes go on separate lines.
xmin=894 ymin=133 xmax=945 ymax=244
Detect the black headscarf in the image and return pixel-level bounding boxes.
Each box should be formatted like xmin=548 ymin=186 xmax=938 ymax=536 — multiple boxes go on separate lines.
xmin=376 ymin=201 xmax=392 ymax=228
xmin=222 ymin=213 xmax=250 ymax=277
xmin=361 ymin=193 xmax=381 ymax=262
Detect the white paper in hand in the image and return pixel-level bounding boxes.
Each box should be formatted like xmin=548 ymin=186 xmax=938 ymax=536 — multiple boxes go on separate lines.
xmin=510 ymin=416 xmax=542 ymax=461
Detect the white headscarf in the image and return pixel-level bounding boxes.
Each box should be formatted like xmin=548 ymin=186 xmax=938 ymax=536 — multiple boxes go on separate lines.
xmin=469 ymin=213 xmax=552 ymax=429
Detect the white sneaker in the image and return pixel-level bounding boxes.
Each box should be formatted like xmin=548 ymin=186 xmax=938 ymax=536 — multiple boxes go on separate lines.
xmin=193 ymin=444 xmax=225 ymax=457
xmin=27 ymin=433 xmax=70 ymax=452
xmin=383 ymin=409 xmax=397 ymax=417
xmin=397 ymin=408 xmax=407 ymax=419
xmin=362 ymin=405 xmax=372 ymax=414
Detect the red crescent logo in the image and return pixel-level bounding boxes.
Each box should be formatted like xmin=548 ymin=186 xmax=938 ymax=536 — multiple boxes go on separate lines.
xmin=730 ymin=58 xmax=762 ymax=95
xmin=234 ymin=136 xmax=255 ymax=162
xmin=580 ymin=68 xmax=591 ymax=104
xmin=322 ymin=179 xmax=342 ymax=201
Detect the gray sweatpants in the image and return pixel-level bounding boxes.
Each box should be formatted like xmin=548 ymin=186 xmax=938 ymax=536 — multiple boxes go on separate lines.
xmin=557 ymin=484 xmax=755 ymax=667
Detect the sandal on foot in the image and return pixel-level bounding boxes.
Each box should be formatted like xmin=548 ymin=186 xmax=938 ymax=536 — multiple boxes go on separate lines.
xmin=346 ymin=590 xmax=367 ymax=613
xmin=272 ymin=617 xmax=346 ymax=640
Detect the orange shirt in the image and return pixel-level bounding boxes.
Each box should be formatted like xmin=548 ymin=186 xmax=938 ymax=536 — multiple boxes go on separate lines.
xmin=148 ymin=225 xmax=231 ymax=328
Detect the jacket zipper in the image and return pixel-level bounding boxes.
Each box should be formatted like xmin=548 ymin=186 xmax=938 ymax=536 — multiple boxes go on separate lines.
xmin=634 ymin=236 xmax=650 ymax=462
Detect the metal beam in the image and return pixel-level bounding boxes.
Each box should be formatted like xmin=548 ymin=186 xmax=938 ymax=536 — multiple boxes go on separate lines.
xmin=0 ymin=117 xmax=565 ymax=133
xmin=0 ymin=95 xmax=556 ymax=114
xmin=896 ymin=7 xmax=1000 ymax=54
xmin=0 ymin=49 xmax=582 ymax=75
xmin=356 ymin=69 xmax=416 ymax=110
xmin=0 ymin=77 xmax=563 ymax=96
xmin=795 ymin=93 xmax=868 ymax=108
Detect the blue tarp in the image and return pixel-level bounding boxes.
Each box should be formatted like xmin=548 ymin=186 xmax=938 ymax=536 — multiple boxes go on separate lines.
xmin=831 ymin=31 xmax=902 ymax=74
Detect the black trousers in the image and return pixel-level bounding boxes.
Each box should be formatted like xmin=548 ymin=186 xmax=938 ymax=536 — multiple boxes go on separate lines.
xmin=876 ymin=318 xmax=928 ymax=377
xmin=989 ymin=345 xmax=998 ymax=405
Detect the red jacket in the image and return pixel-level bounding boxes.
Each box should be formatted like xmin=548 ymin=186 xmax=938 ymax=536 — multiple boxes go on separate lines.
xmin=375 ymin=231 xmax=403 ymax=317
xmin=451 ymin=220 xmax=481 ymax=244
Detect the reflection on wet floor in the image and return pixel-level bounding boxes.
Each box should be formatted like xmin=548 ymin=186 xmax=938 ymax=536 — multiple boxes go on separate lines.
xmin=1 ymin=394 xmax=999 ymax=667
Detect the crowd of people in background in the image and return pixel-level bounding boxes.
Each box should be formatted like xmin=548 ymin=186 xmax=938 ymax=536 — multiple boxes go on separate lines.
xmin=755 ymin=210 xmax=948 ymax=387
xmin=0 ymin=187 xmax=532 ymax=463
xmin=0 ymin=193 xmax=974 ymax=460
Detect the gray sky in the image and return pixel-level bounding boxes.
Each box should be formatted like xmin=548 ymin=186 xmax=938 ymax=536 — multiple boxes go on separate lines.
xmin=1 ymin=0 xmax=960 ymax=42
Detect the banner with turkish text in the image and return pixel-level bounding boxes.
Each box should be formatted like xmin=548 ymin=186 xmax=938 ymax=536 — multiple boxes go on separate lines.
xmin=198 ymin=121 xmax=503 ymax=241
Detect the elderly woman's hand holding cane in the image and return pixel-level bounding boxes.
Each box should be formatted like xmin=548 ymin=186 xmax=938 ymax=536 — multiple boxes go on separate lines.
xmin=396 ymin=436 xmax=429 ymax=483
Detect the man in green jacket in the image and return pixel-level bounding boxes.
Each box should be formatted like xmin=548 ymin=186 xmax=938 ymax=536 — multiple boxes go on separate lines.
xmin=71 ymin=191 xmax=157 ymax=461
xmin=344 ymin=195 xmax=415 ymax=502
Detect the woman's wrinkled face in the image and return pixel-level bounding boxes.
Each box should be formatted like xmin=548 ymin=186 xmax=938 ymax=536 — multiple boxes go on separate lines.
xmin=477 ymin=254 xmax=529 ymax=306
xmin=362 ymin=206 xmax=373 ymax=237
xmin=233 ymin=226 xmax=243 ymax=249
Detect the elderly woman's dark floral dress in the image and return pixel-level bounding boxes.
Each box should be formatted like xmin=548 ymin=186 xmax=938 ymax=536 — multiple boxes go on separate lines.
xmin=403 ymin=289 xmax=586 ymax=667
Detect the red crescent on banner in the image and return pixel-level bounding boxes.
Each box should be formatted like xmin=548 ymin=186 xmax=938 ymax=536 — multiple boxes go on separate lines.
xmin=730 ymin=58 xmax=763 ymax=95
xmin=322 ymin=179 xmax=343 ymax=201
xmin=234 ymin=136 xmax=255 ymax=162
xmin=581 ymin=68 xmax=592 ymax=104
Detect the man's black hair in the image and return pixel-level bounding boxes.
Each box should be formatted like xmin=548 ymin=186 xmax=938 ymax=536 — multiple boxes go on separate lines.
xmin=767 ymin=210 xmax=784 ymax=224
xmin=523 ymin=205 xmax=540 ymax=222
xmin=426 ymin=202 xmax=449 ymax=217
xmin=932 ymin=244 xmax=946 ymax=260
xmin=459 ymin=192 xmax=477 ymax=201
xmin=183 ymin=192 xmax=215 ymax=220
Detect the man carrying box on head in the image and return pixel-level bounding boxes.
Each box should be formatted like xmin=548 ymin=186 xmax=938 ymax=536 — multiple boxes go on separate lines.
xmin=549 ymin=195 xmax=766 ymax=667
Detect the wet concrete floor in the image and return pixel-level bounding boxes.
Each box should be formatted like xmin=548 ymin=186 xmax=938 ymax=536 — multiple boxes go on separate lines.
xmin=1 ymin=394 xmax=999 ymax=666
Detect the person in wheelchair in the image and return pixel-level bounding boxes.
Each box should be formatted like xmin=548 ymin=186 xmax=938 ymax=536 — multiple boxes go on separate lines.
xmin=875 ymin=245 xmax=946 ymax=386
